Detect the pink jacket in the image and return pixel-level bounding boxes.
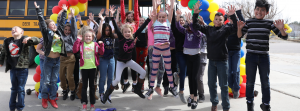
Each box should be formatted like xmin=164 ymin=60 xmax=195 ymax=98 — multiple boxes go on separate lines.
xmin=73 ymin=38 xmax=104 ymax=67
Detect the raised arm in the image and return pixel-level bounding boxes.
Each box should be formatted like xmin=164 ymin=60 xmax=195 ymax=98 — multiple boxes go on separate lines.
xmin=77 ymin=14 xmax=84 ymax=28
xmin=57 ymin=5 xmax=68 ymax=33
xmin=69 ymin=9 xmax=78 ymax=41
xmin=236 ymin=7 xmax=245 ymax=22
xmin=134 ymin=18 xmax=151 ymax=38
xmin=35 ymin=2 xmax=48 ymax=35
xmin=97 ymin=9 xmax=106 ymax=40
xmin=226 ymin=5 xmax=238 ymax=35
xmin=167 ymin=0 xmax=175 ymax=23
xmin=116 ymin=7 xmax=121 ymax=24
xmin=150 ymin=0 xmax=161 ymax=25
xmin=192 ymin=1 xmax=208 ymax=34
xmin=111 ymin=17 xmax=124 ymax=39
xmin=175 ymin=10 xmax=186 ymax=34
xmin=272 ymin=19 xmax=288 ymax=39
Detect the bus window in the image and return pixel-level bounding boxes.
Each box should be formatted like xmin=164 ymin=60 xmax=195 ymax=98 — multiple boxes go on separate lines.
xmin=47 ymin=0 xmax=60 ymax=15
xmin=87 ymin=0 xmax=106 ymax=16
xmin=9 ymin=0 xmax=25 ymax=15
xmin=28 ymin=0 xmax=45 ymax=15
xmin=0 ymin=0 xmax=7 ymax=15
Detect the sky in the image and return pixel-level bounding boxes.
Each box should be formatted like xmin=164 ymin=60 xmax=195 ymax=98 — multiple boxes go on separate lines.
xmin=141 ymin=0 xmax=300 ymax=24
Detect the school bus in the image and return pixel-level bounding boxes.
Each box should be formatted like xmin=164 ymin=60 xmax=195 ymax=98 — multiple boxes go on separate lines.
xmin=0 ymin=0 xmax=153 ymax=65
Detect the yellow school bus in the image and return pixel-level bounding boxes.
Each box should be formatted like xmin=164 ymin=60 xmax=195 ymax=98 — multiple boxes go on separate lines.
xmin=0 ymin=0 xmax=152 ymax=65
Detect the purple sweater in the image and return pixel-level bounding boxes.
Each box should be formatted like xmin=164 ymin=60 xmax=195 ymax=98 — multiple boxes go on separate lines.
xmin=169 ymin=30 xmax=175 ymax=48
xmin=176 ymin=21 xmax=203 ymax=48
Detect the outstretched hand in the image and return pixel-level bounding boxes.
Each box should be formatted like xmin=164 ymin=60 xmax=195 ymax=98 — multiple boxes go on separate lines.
xmin=98 ymin=41 xmax=103 ymax=45
xmin=62 ymin=4 xmax=68 ymax=11
xmin=109 ymin=5 xmax=117 ymax=15
xmin=227 ymin=5 xmax=236 ymax=16
xmin=22 ymin=37 xmax=32 ymax=44
xmin=156 ymin=0 xmax=162 ymax=6
xmin=89 ymin=13 xmax=94 ymax=21
xmin=99 ymin=9 xmax=105 ymax=18
xmin=193 ymin=1 xmax=202 ymax=14
xmin=237 ymin=20 xmax=245 ymax=29
xmin=274 ymin=19 xmax=285 ymax=30
xmin=176 ymin=9 xmax=182 ymax=16
xmin=34 ymin=1 xmax=40 ymax=8
xmin=77 ymin=14 xmax=82 ymax=21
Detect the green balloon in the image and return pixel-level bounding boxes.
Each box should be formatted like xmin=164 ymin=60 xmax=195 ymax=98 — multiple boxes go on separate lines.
xmin=192 ymin=10 xmax=194 ymax=14
xmin=34 ymin=55 xmax=40 ymax=65
xmin=188 ymin=0 xmax=198 ymax=10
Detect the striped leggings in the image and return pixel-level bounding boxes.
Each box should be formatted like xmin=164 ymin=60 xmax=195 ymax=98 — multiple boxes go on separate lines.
xmin=150 ymin=45 xmax=174 ymax=88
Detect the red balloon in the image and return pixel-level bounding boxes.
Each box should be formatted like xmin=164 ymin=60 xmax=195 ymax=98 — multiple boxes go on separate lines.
xmin=224 ymin=20 xmax=229 ymax=24
xmin=33 ymin=73 xmax=41 ymax=82
xmin=36 ymin=65 xmax=41 ymax=75
xmin=188 ymin=7 xmax=192 ymax=10
xmin=239 ymin=83 xmax=246 ymax=94
xmin=78 ymin=0 xmax=87 ymax=3
xmin=58 ymin=0 xmax=70 ymax=9
xmin=242 ymin=75 xmax=247 ymax=83
xmin=68 ymin=0 xmax=79 ymax=6
xmin=218 ymin=8 xmax=226 ymax=16
xmin=181 ymin=0 xmax=189 ymax=7
xmin=52 ymin=6 xmax=61 ymax=14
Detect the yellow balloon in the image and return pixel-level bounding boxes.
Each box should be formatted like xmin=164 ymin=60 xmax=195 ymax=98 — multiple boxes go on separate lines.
xmin=207 ymin=0 xmax=213 ymax=3
xmin=240 ymin=57 xmax=245 ymax=65
xmin=35 ymin=82 xmax=40 ymax=93
xmin=210 ymin=11 xmax=218 ymax=21
xmin=178 ymin=0 xmax=181 ymax=1
xmin=240 ymin=64 xmax=246 ymax=76
xmin=228 ymin=86 xmax=232 ymax=93
xmin=284 ymin=24 xmax=292 ymax=33
xmin=50 ymin=14 xmax=58 ymax=23
xmin=76 ymin=3 xmax=86 ymax=12
xmin=69 ymin=6 xmax=80 ymax=16
xmin=209 ymin=22 xmax=214 ymax=26
xmin=207 ymin=2 xmax=219 ymax=12
xmin=240 ymin=75 xmax=243 ymax=84
xmin=66 ymin=10 xmax=70 ymax=19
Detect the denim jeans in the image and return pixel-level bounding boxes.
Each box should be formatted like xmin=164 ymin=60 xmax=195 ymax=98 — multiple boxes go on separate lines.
xmin=208 ymin=60 xmax=230 ymax=110
xmin=9 ymin=68 xmax=28 ymax=111
xmin=228 ymin=50 xmax=241 ymax=92
xmin=176 ymin=51 xmax=187 ymax=91
xmin=42 ymin=57 xmax=60 ymax=100
xmin=245 ymin=53 xmax=270 ymax=104
xmin=98 ymin=57 xmax=115 ymax=94
xmin=39 ymin=59 xmax=45 ymax=93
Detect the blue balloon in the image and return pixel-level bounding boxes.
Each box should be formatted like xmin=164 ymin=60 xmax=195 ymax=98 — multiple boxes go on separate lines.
xmin=204 ymin=19 xmax=211 ymax=25
xmin=65 ymin=17 xmax=78 ymax=24
xmin=199 ymin=10 xmax=210 ymax=20
xmin=241 ymin=50 xmax=245 ymax=58
xmin=241 ymin=39 xmax=243 ymax=47
xmin=199 ymin=0 xmax=209 ymax=10
xmin=57 ymin=77 xmax=60 ymax=83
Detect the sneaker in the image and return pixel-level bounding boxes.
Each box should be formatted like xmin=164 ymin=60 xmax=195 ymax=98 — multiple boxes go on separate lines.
xmin=154 ymin=87 xmax=163 ymax=97
xmin=147 ymin=94 xmax=153 ymax=100
xmin=169 ymin=86 xmax=178 ymax=97
xmin=247 ymin=101 xmax=254 ymax=111
xmin=191 ymin=99 xmax=198 ymax=109
xmin=145 ymin=87 xmax=154 ymax=99
xmin=173 ymin=72 xmax=179 ymax=85
xmin=100 ymin=93 xmax=104 ymax=104
xmin=131 ymin=84 xmax=135 ymax=92
xmin=107 ymin=95 xmax=112 ymax=104
xmin=115 ymin=84 xmax=119 ymax=90
xmin=62 ymin=90 xmax=68 ymax=100
xmin=260 ymin=103 xmax=271 ymax=111
xmin=198 ymin=94 xmax=205 ymax=103
xmin=122 ymin=82 xmax=130 ymax=93
xmin=179 ymin=93 xmax=187 ymax=103
xmin=187 ymin=97 xmax=193 ymax=107
xmin=163 ymin=86 xmax=169 ymax=96
xmin=81 ymin=103 xmax=87 ymax=111
xmin=70 ymin=90 xmax=76 ymax=101
xmin=233 ymin=90 xmax=240 ymax=99
xmin=211 ymin=105 xmax=217 ymax=111
xmin=90 ymin=104 xmax=95 ymax=111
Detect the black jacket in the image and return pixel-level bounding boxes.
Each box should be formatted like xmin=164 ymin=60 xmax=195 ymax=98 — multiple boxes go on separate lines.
xmin=226 ymin=10 xmax=245 ymax=51
xmin=192 ymin=14 xmax=238 ymax=61
xmin=36 ymin=8 xmax=67 ymax=57
xmin=171 ymin=9 xmax=185 ymax=52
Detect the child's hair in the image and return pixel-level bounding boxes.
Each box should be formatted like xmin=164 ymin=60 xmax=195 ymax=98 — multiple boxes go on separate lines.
xmin=102 ymin=23 xmax=114 ymax=39
xmin=64 ymin=23 xmax=71 ymax=29
xmin=255 ymin=0 xmax=271 ymax=12
xmin=78 ymin=26 xmax=93 ymax=36
xmin=82 ymin=30 xmax=95 ymax=42
xmin=45 ymin=19 xmax=55 ymax=27
xmin=125 ymin=11 xmax=134 ymax=23
xmin=215 ymin=12 xmax=224 ymax=17
xmin=121 ymin=24 xmax=134 ymax=39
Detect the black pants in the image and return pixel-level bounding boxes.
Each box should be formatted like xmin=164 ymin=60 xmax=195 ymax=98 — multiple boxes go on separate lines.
xmin=81 ymin=68 xmax=96 ymax=104
xmin=121 ymin=47 xmax=137 ymax=84
xmin=74 ymin=54 xmax=80 ymax=90
xmin=186 ymin=54 xmax=201 ymax=96
xmin=162 ymin=49 xmax=178 ymax=87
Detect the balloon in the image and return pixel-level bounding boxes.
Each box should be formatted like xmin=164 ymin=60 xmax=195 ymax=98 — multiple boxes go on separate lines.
xmin=68 ymin=0 xmax=79 ymax=6
xmin=241 ymin=49 xmax=244 ymax=58
xmin=241 ymin=39 xmax=244 ymax=47
xmin=206 ymin=0 xmax=213 ymax=3
xmin=188 ymin=7 xmax=192 ymax=10
xmin=181 ymin=0 xmax=189 ymax=7
xmin=242 ymin=75 xmax=247 ymax=83
xmin=199 ymin=0 xmax=209 ymax=10
xmin=33 ymin=73 xmax=41 ymax=82
xmin=36 ymin=65 xmax=41 ymax=75
xmin=188 ymin=0 xmax=198 ymax=10
xmin=192 ymin=10 xmax=194 ymax=14
xmin=224 ymin=20 xmax=229 ymax=25
xmin=284 ymin=24 xmax=292 ymax=33
xmin=69 ymin=6 xmax=79 ymax=16
xmin=240 ymin=64 xmax=246 ymax=76
xmin=76 ymin=2 xmax=86 ymax=12
xmin=209 ymin=11 xmax=218 ymax=21
xmin=199 ymin=10 xmax=210 ymax=20
xmin=52 ymin=6 xmax=62 ymax=14
xmin=240 ymin=57 xmax=245 ymax=65
xmin=228 ymin=87 xmax=232 ymax=94
xmin=34 ymin=55 xmax=40 ymax=65
xmin=57 ymin=83 xmax=60 ymax=87
xmin=240 ymin=75 xmax=243 ymax=84
xmin=58 ymin=0 xmax=70 ymax=9
xmin=239 ymin=83 xmax=246 ymax=94
xmin=57 ymin=77 xmax=60 ymax=83
xmin=50 ymin=14 xmax=58 ymax=23
xmin=204 ymin=19 xmax=211 ymax=24
xmin=217 ymin=8 xmax=226 ymax=16
xmin=209 ymin=22 xmax=214 ymax=26
xmin=66 ymin=10 xmax=70 ymax=19
xmin=207 ymin=2 xmax=219 ymax=12
xmin=35 ymin=82 xmax=40 ymax=92
xmin=78 ymin=0 xmax=88 ymax=3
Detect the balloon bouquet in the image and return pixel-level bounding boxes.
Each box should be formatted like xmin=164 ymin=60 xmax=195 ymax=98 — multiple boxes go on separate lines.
xmin=50 ymin=0 xmax=88 ymax=23
xmin=180 ymin=0 xmax=226 ymax=26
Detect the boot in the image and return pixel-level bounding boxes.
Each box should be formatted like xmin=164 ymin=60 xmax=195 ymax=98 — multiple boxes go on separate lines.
xmin=70 ymin=90 xmax=76 ymax=101
xmin=49 ymin=99 xmax=58 ymax=109
xmin=76 ymin=81 xmax=83 ymax=99
xmin=133 ymin=78 xmax=145 ymax=99
xmin=62 ymin=90 xmax=68 ymax=100
xmin=101 ymin=84 xmax=115 ymax=104
xmin=42 ymin=98 xmax=48 ymax=109
xmin=94 ymin=85 xmax=99 ymax=100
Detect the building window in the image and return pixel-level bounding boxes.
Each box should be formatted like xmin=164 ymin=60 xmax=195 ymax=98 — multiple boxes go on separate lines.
xmin=28 ymin=0 xmax=44 ymax=15
xmin=47 ymin=0 xmax=59 ymax=15
xmin=0 ymin=0 xmax=7 ymax=15
xmin=9 ymin=0 xmax=25 ymax=15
